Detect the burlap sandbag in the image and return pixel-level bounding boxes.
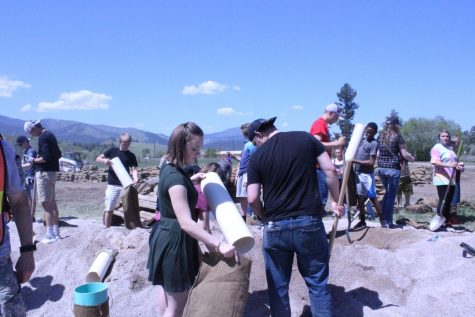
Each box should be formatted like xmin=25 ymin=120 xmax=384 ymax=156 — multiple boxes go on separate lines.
xmin=121 ymin=186 xmax=142 ymax=229
xmin=183 ymin=253 xmax=252 ymax=317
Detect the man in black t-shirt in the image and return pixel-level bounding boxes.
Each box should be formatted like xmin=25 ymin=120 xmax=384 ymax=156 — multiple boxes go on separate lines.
xmin=247 ymin=117 xmax=343 ymax=317
xmin=25 ymin=120 xmax=62 ymax=243
xmin=96 ymin=133 xmax=138 ymax=228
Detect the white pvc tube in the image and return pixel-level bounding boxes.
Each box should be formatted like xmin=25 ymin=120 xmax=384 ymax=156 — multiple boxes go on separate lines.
xmin=111 ymin=157 xmax=133 ymax=188
xmin=345 ymin=123 xmax=366 ymax=161
xmin=201 ymin=172 xmax=255 ymax=254
xmin=86 ymin=249 xmax=118 ymax=283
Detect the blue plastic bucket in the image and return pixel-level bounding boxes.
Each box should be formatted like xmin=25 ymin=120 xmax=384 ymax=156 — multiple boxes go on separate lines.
xmin=74 ymin=282 xmax=108 ymax=306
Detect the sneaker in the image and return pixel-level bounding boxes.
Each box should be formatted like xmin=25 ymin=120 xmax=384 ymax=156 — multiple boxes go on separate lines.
xmin=41 ymin=235 xmax=57 ymax=244
xmin=380 ymin=219 xmax=389 ymax=228
xmin=354 ymin=220 xmax=367 ymax=229
xmin=54 ymin=234 xmax=61 ymax=240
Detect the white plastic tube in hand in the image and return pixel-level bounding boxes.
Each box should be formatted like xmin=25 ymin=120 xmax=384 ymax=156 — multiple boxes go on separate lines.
xmin=111 ymin=157 xmax=133 ymax=188
xmin=345 ymin=123 xmax=366 ymax=161
xmin=86 ymin=249 xmax=118 ymax=282
xmin=201 ymin=172 xmax=255 ymax=254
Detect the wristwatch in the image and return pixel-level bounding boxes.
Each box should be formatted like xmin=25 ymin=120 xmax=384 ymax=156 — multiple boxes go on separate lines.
xmin=19 ymin=244 xmax=37 ymax=253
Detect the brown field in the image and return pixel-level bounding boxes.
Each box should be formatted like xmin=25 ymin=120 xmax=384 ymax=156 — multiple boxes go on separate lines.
xmin=8 ymin=163 xmax=475 ymax=316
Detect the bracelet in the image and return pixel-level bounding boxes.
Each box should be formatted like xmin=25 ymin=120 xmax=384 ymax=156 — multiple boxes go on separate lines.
xmin=19 ymin=244 xmax=36 ymax=253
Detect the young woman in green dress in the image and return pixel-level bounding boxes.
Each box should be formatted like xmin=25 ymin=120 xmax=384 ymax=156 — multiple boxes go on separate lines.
xmin=147 ymin=122 xmax=236 ymax=317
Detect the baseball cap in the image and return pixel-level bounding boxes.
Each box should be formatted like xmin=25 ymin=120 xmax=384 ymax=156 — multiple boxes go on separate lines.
xmin=24 ymin=120 xmax=41 ymax=133
xmin=386 ymin=117 xmax=400 ymax=126
xmin=325 ymin=103 xmax=345 ymax=117
xmin=247 ymin=117 xmax=277 ymax=142
xmin=16 ymin=135 xmax=29 ymax=145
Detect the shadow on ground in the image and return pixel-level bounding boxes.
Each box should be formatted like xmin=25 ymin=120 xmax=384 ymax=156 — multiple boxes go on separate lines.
xmin=22 ymin=275 xmax=65 ymax=310
xmin=329 ymin=284 xmax=397 ymax=317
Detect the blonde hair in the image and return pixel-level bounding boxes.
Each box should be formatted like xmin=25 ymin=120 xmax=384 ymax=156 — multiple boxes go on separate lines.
xmin=119 ymin=133 xmax=132 ymax=143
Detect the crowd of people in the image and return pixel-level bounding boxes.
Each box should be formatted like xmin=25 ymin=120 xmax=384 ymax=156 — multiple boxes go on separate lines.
xmin=0 ymin=110 xmax=467 ymax=316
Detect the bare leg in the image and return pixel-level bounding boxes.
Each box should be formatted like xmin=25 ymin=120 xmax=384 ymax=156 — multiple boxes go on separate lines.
xmin=397 ymin=194 xmax=402 ymax=208
xmin=103 ymin=211 xmax=112 ymax=228
xmin=372 ymin=198 xmax=382 ymax=218
xmin=404 ymin=194 xmax=411 ymax=207
xmin=52 ymin=200 xmax=59 ymax=225
xmin=161 ymin=289 xmax=188 ymax=317
xmin=238 ymin=197 xmax=247 ymax=217
xmin=357 ymin=196 xmax=366 ymax=221
xmin=156 ymin=286 xmax=167 ymax=316
xmin=42 ymin=201 xmax=56 ymax=227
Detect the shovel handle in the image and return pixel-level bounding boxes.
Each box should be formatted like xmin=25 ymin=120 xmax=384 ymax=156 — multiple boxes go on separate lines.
xmin=328 ymin=160 xmax=353 ymax=256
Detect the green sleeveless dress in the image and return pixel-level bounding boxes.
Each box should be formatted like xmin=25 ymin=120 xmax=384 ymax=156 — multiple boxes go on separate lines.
xmin=147 ymin=163 xmax=199 ymax=292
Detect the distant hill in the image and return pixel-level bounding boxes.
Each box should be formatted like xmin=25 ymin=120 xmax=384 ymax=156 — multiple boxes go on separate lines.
xmin=204 ymin=127 xmax=245 ymax=151
xmin=0 ymin=115 xmax=243 ymax=149
xmin=0 ymin=115 xmax=169 ymax=145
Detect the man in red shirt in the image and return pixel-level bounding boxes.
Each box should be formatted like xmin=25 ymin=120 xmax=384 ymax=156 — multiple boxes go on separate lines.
xmin=309 ymin=103 xmax=346 ymax=208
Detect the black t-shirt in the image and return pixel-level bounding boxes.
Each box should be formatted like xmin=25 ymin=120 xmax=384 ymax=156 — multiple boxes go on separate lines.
xmin=37 ymin=130 xmax=61 ymax=172
xmin=103 ymin=147 xmax=138 ymax=186
xmin=247 ymin=131 xmax=326 ymax=222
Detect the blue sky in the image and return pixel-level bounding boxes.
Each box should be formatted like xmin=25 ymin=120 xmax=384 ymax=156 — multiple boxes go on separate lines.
xmin=1 ymin=1 xmax=473 ymax=136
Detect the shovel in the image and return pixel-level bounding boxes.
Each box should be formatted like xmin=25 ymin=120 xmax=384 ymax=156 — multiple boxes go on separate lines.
xmin=429 ymin=140 xmax=463 ymax=232
xmin=328 ymin=124 xmax=365 ymax=256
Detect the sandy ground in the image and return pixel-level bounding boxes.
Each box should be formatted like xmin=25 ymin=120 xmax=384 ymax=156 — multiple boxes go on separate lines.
xmin=8 ymin=163 xmax=475 ymax=317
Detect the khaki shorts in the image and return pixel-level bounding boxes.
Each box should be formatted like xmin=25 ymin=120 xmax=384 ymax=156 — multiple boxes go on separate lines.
xmin=398 ymin=176 xmax=413 ymax=196
xmin=105 ymin=185 xmax=123 ymax=212
xmin=35 ymin=171 xmax=57 ymax=203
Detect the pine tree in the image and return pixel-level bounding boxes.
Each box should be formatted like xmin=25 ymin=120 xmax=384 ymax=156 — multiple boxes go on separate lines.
xmin=336 ymin=83 xmax=359 ymax=142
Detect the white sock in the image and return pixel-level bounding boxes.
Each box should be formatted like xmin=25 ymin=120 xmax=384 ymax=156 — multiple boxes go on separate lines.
xmin=53 ymin=224 xmax=59 ymax=236
xmin=47 ymin=226 xmax=54 ymax=237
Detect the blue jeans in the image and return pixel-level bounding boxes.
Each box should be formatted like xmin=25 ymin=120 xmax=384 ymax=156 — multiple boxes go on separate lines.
xmin=316 ymin=169 xmax=328 ymax=208
xmin=263 ymin=216 xmax=331 ymax=317
xmin=377 ymin=168 xmax=401 ymax=225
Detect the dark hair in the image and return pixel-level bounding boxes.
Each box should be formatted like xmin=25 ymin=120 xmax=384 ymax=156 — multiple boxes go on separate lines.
xmin=383 ymin=122 xmax=400 ymax=148
xmin=200 ymin=162 xmax=227 ymax=183
xmin=438 ymin=130 xmax=451 ymax=142
xmin=166 ymin=122 xmax=204 ymax=168
xmin=366 ymin=122 xmax=378 ymax=132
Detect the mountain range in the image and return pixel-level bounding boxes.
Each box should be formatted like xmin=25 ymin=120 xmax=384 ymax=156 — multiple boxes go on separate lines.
xmin=0 ymin=115 xmax=244 ymax=150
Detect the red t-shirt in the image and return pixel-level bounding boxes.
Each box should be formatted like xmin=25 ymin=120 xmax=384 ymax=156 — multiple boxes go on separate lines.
xmin=309 ymin=117 xmax=331 ymax=156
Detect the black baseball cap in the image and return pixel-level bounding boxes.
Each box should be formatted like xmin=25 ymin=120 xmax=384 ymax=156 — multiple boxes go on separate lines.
xmin=247 ymin=117 xmax=277 ymax=142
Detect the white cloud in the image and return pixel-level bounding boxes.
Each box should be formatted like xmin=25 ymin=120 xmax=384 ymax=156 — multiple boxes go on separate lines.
xmin=216 ymin=107 xmax=254 ymax=117
xmin=182 ymin=80 xmax=240 ymax=95
xmin=217 ymin=107 xmax=236 ymax=116
xmin=36 ymin=90 xmax=111 ymax=112
xmin=292 ymin=104 xmax=303 ymax=110
xmin=0 ymin=76 xmax=31 ymax=97
xmin=282 ymin=122 xmax=289 ymax=127
xmin=20 ymin=104 xmax=32 ymax=112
